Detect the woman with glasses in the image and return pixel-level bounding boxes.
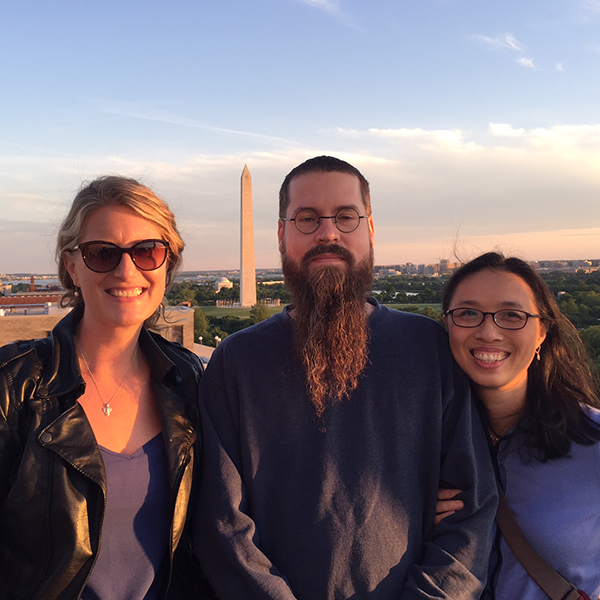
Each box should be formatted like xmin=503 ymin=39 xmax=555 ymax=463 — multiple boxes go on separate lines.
xmin=0 ymin=176 xmax=212 ymax=599
xmin=437 ymin=252 xmax=600 ymax=599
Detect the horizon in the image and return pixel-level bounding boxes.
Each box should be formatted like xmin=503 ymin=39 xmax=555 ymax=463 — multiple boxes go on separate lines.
xmin=3 ymin=256 xmax=600 ymax=280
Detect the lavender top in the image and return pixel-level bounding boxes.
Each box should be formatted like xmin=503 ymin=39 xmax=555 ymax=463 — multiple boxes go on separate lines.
xmin=82 ymin=433 xmax=170 ymax=600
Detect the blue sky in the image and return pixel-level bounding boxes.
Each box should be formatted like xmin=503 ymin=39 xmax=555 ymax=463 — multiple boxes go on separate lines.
xmin=2 ymin=0 xmax=600 ymax=273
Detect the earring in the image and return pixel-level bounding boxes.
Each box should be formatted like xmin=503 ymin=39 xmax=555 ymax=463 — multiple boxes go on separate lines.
xmin=74 ymin=287 xmax=80 ymax=297
xmin=535 ymin=346 xmax=541 ymax=361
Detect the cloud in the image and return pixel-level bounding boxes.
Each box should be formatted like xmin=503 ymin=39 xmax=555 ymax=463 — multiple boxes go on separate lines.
xmin=472 ymin=33 xmax=525 ymax=52
xmin=2 ymin=122 xmax=600 ymax=272
xmin=489 ymin=123 xmax=526 ymax=137
xmin=555 ymin=61 xmax=566 ymax=72
xmin=471 ymin=33 xmax=540 ymax=69
xmin=337 ymin=127 xmax=482 ymax=153
xmin=517 ymin=56 xmax=536 ymax=68
xmin=573 ymin=0 xmax=600 ymax=23
xmin=374 ymin=227 xmax=600 ymax=266
xmin=292 ymin=0 xmax=356 ymax=27
xmin=581 ymin=0 xmax=600 ymax=14
xmin=0 ymin=219 xmax=48 ymax=235
xmin=299 ymin=0 xmax=339 ymax=9
xmin=98 ymin=104 xmax=298 ymax=147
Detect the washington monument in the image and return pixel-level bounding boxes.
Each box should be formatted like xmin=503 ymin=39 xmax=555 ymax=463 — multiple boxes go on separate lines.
xmin=240 ymin=165 xmax=257 ymax=308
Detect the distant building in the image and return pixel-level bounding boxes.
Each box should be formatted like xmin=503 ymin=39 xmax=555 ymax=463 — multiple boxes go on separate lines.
xmin=0 ymin=293 xmax=62 ymax=307
xmin=375 ymin=268 xmax=400 ymax=278
xmin=418 ymin=264 xmax=436 ymax=275
xmin=214 ymin=277 xmax=234 ymax=293
xmin=439 ymin=259 xmax=450 ymax=275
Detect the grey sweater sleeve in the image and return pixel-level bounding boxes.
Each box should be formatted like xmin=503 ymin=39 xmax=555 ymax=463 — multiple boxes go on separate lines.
xmin=194 ymin=339 xmax=298 ymax=600
xmin=401 ymin=356 xmax=497 ymax=598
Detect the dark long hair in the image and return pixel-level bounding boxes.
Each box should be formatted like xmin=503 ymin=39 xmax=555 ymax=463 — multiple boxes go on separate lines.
xmin=443 ymin=252 xmax=600 ymax=461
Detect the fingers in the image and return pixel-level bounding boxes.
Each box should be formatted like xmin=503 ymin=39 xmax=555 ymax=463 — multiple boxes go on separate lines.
xmin=437 ymin=488 xmax=463 ymax=501
xmin=435 ymin=488 xmax=465 ymax=526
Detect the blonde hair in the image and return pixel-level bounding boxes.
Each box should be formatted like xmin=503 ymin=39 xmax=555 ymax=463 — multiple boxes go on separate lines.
xmin=56 ymin=176 xmax=184 ymax=325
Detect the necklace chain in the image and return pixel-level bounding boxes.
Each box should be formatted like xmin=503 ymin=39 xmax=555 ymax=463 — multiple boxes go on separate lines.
xmin=488 ymin=426 xmax=503 ymax=445
xmin=75 ymin=338 xmax=137 ymax=417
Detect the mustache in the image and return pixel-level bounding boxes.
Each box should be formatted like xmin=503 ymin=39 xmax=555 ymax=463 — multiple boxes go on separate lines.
xmin=301 ymin=244 xmax=355 ymax=268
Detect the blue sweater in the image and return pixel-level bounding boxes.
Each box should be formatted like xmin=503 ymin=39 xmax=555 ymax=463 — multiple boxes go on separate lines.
xmin=487 ymin=405 xmax=600 ymax=599
xmin=195 ymin=301 xmax=497 ymax=599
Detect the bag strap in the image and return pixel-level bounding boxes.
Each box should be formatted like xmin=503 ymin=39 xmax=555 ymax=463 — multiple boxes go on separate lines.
xmin=495 ymin=484 xmax=582 ymax=600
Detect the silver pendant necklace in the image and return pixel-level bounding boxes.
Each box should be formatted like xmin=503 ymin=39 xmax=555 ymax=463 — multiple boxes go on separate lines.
xmin=75 ymin=338 xmax=137 ymax=416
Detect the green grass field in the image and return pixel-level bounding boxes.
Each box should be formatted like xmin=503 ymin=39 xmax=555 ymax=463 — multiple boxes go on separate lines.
xmin=387 ymin=303 xmax=442 ymax=313
xmin=198 ymin=305 xmax=286 ymax=319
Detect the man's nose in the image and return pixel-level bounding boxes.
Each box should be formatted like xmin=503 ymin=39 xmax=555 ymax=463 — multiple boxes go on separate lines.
xmin=316 ymin=217 xmax=340 ymax=242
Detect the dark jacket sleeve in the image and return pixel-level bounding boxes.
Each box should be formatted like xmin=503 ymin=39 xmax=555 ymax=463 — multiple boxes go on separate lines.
xmin=0 ymin=341 xmax=36 ymax=509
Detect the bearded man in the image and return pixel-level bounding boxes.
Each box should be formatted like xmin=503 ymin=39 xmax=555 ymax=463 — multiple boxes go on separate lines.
xmin=195 ymin=156 xmax=497 ymax=599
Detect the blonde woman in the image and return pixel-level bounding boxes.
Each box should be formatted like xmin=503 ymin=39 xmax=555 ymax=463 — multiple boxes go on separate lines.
xmin=0 ymin=177 xmax=212 ymax=599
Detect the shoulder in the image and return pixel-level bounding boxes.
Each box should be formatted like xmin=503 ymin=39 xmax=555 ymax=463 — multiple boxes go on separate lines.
xmin=0 ymin=338 xmax=50 ymax=417
xmin=219 ymin=312 xmax=289 ymax=350
xmin=0 ymin=337 xmax=49 ymax=374
xmin=205 ymin=312 xmax=291 ymax=373
xmin=148 ymin=331 xmax=203 ymax=376
xmin=372 ymin=303 xmax=448 ymax=343
xmin=582 ymin=404 xmax=600 ymax=425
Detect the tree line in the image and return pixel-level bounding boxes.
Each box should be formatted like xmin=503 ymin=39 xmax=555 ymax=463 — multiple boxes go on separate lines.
xmin=166 ymin=271 xmax=600 ymax=376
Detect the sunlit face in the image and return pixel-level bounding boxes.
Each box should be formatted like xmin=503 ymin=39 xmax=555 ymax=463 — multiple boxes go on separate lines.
xmin=277 ymin=171 xmax=374 ymax=273
xmin=63 ymin=205 xmax=168 ymax=332
xmin=445 ymin=269 xmax=547 ymax=400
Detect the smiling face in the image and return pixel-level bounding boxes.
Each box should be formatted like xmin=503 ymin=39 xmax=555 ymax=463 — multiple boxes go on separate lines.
xmin=277 ymin=170 xmax=374 ymax=273
xmin=445 ymin=269 xmax=547 ymax=403
xmin=63 ymin=205 xmax=168 ymax=334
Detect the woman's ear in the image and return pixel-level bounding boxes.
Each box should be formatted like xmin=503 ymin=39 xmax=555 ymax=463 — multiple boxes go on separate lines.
xmin=62 ymin=252 xmax=79 ymax=288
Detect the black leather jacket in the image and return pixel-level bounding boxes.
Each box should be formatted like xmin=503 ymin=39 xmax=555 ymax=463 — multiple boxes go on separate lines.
xmin=0 ymin=308 xmax=207 ymax=599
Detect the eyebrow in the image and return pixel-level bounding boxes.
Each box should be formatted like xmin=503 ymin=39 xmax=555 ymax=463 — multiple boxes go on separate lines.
xmin=453 ymin=299 xmax=527 ymax=309
xmin=292 ymin=204 xmax=363 ymax=215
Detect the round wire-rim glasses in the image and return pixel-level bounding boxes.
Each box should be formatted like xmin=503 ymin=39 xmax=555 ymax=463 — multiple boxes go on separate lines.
xmin=71 ymin=239 xmax=170 ymax=273
xmin=280 ymin=207 xmax=368 ymax=234
xmin=444 ymin=308 xmax=542 ymax=330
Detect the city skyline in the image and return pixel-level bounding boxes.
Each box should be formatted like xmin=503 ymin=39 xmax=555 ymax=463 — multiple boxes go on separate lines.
xmin=2 ymin=256 xmax=599 ymax=280
xmin=1 ymin=1 xmax=599 ymax=273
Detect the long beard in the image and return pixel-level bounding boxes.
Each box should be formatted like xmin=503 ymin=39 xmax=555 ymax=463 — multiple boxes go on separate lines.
xmin=282 ymin=243 xmax=374 ymax=417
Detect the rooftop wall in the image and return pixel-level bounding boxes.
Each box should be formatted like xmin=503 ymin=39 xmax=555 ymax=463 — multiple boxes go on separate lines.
xmin=0 ymin=306 xmax=195 ymax=351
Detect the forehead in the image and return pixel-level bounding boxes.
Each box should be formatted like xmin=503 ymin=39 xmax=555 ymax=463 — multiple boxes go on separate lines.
xmin=451 ymin=269 xmax=538 ymax=310
xmin=286 ymin=171 xmax=363 ymax=216
xmin=81 ymin=205 xmax=162 ymax=242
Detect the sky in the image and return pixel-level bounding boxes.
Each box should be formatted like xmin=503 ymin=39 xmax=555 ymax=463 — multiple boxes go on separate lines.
xmin=1 ymin=0 xmax=600 ymax=274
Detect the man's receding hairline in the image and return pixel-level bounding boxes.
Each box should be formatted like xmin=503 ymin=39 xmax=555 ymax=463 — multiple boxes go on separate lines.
xmin=281 ymin=169 xmax=370 ymax=218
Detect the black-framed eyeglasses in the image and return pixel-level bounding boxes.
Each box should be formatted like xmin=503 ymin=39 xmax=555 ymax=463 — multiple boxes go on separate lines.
xmin=444 ymin=308 xmax=542 ymax=330
xmin=280 ymin=207 xmax=368 ymax=234
xmin=70 ymin=239 xmax=170 ymax=273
